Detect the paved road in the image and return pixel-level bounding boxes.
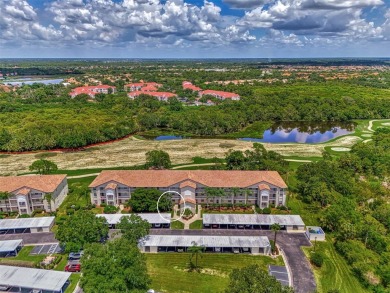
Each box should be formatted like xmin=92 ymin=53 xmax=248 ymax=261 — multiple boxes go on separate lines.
xmin=150 ymin=229 xmax=316 ymax=293
xmin=0 ymin=232 xmax=57 ymax=245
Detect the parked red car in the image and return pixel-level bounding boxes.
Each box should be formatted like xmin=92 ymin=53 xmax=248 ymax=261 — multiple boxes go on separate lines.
xmin=65 ymin=264 xmax=81 ymax=272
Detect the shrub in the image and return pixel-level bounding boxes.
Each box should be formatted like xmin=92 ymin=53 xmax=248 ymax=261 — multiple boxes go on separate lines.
xmin=66 ymin=208 xmax=75 ymax=215
xmin=104 ymin=205 xmax=118 ymax=214
xmin=262 ymin=207 xmax=271 ymax=214
xmin=19 ymin=214 xmax=30 ymax=218
xmin=31 ymin=209 xmax=44 ymax=217
xmin=100 ymin=203 xmax=107 ymax=207
xmin=255 ymin=207 xmax=262 ymax=214
xmin=310 ymin=252 xmax=324 ymax=267
xmin=184 ymin=208 xmax=193 ymax=217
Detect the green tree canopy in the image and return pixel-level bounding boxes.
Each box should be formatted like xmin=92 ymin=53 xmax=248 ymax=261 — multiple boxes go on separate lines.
xmin=225 ymin=264 xmax=294 ymax=293
xmin=29 ymin=159 xmax=58 ymax=175
xmin=56 ymin=210 xmax=109 ymax=252
xmin=80 ymin=238 xmax=151 ymax=293
xmin=116 ymin=214 xmax=150 ymax=244
xmin=145 ymin=150 xmax=172 ymax=169
xmin=128 ymin=188 xmax=172 ymax=213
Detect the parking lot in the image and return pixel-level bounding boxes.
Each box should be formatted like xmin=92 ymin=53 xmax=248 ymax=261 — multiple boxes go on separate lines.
xmin=30 ymin=243 xmax=62 ymax=255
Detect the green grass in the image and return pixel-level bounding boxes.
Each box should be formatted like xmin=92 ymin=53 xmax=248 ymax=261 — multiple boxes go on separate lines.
xmin=171 ymin=221 xmax=185 ymax=229
xmin=287 ymin=197 xmax=321 ymax=226
xmin=54 ymin=254 xmax=69 ymax=271
xmin=58 ymin=176 xmax=96 ymax=213
xmin=65 ymin=273 xmax=81 ymax=293
xmin=0 ymin=246 xmax=46 ymax=267
xmin=146 ymin=253 xmax=284 ymax=293
xmin=189 ymin=220 xmax=203 ymax=229
xmin=303 ymin=241 xmax=368 ymax=293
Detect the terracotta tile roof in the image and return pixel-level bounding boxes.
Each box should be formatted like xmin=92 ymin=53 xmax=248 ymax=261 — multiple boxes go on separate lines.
xmin=0 ymin=175 xmax=67 ymax=193
xmin=179 ymin=198 xmax=197 ymax=204
xmin=200 ymin=90 xmax=240 ymax=99
xmin=258 ymin=184 xmax=270 ymax=190
xmin=125 ymin=82 xmax=162 ymax=92
xmin=182 ymin=81 xmax=202 ymax=91
xmin=16 ymin=188 xmax=30 ymax=196
xmin=89 ymin=170 xmax=287 ymax=189
xmin=128 ymin=91 xmax=177 ymax=99
xmin=179 ymin=180 xmax=197 ymax=189
xmin=105 ymin=183 xmax=117 ymax=190
xmin=70 ymin=85 xmax=116 ymax=97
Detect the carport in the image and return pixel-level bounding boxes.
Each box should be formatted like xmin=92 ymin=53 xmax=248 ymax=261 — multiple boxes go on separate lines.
xmin=97 ymin=213 xmax=171 ymax=229
xmin=139 ymin=235 xmax=271 ymax=255
xmin=0 ymin=239 xmax=23 ymax=257
xmin=0 ymin=265 xmax=71 ymax=293
xmin=203 ymin=214 xmax=305 ymax=232
xmin=0 ymin=217 xmax=55 ymax=234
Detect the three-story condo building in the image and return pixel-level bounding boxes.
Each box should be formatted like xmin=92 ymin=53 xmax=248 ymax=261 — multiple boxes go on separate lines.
xmin=0 ymin=175 xmax=68 ymax=215
xmin=89 ymin=170 xmax=287 ymax=208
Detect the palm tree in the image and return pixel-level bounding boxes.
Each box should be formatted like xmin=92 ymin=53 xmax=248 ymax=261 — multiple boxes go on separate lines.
xmin=231 ymin=187 xmax=240 ymax=209
xmin=271 ymin=223 xmax=281 ymax=254
xmin=244 ymin=189 xmax=252 ymax=205
xmin=188 ymin=241 xmax=204 ymax=271
xmin=0 ymin=192 xmax=11 ymax=212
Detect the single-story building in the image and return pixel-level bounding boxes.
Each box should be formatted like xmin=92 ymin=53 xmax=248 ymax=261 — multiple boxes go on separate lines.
xmin=305 ymin=226 xmax=326 ymax=241
xmin=0 ymin=239 xmax=23 ymax=257
xmin=203 ymin=214 xmax=305 ymax=232
xmin=0 ymin=217 xmax=55 ymax=234
xmin=139 ymin=235 xmax=271 ymax=255
xmin=97 ymin=213 xmax=171 ymax=229
xmin=0 ymin=265 xmax=71 ymax=293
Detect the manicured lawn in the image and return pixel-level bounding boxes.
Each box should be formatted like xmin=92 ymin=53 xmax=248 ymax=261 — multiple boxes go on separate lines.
xmin=146 ymin=253 xmax=284 ymax=293
xmin=54 ymin=254 xmax=69 ymax=271
xmin=65 ymin=273 xmax=81 ymax=293
xmin=303 ymin=241 xmax=368 ymax=293
xmin=287 ymin=197 xmax=321 ymax=226
xmin=170 ymin=221 xmax=184 ymax=229
xmin=0 ymin=246 xmax=46 ymax=267
xmin=58 ymin=176 xmax=96 ymax=213
xmin=189 ymin=220 xmax=203 ymax=229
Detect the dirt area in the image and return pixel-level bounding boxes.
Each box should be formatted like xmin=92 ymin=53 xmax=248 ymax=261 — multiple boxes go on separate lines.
xmin=0 ymin=136 xmax=362 ymax=175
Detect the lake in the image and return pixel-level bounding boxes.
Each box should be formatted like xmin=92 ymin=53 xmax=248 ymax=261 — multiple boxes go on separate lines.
xmin=147 ymin=122 xmax=355 ymax=144
xmin=3 ymin=78 xmax=64 ymax=86
xmin=239 ymin=122 xmax=355 ymax=144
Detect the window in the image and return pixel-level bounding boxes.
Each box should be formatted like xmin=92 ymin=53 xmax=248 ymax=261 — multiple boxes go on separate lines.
xmin=37 ymin=227 xmax=43 ymax=232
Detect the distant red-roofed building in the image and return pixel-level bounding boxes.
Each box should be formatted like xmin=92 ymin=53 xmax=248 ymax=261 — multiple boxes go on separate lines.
xmin=128 ymin=91 xmax=177 ymax=102
xmin=200 ymin=90 xmax=240 ymax=101
xmin=125 ymin=82 xmax=162 ymax=92
xmin=70 ymin=85 xmax=116 ymax=98
xmin=182 ymin=81 xmax=202 ymax=92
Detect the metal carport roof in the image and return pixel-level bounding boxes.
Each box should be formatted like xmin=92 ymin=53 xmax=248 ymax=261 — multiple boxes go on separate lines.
xmin=203 ymin=214 xmax=305 ymax=226
xmin=0 ymin=266 xmax=71 ymax=292
xmin=139 ymin=235 xmax=270 ymax=248
xmin=0 ymin=217 xmax=55 ymax=230
xmin=0 ymin=240 xmax=23 ymax=253
xmin=97 ymin=213 xmax=171 ymax=224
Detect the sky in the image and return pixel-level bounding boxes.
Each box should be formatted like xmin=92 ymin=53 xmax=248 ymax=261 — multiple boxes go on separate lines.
xmin=0 ymin=0 xmax=389 ymax=58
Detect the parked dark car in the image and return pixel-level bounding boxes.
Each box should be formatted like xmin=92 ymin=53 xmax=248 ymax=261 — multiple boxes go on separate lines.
xmin=68 ymin=251 xmax=83 ymax=260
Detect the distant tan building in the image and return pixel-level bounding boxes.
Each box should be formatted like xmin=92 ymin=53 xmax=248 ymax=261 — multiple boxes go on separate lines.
xmin=0 ymin=175 xmax=68 ymax=215
xmin=89 ymin=170 xmax=287 ymax=208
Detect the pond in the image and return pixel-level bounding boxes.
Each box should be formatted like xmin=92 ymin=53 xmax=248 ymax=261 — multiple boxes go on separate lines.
xmin=144 ymin=122 xmax=355 ymax=144
xmin=238 ymin=121 xmax=355 ymax=144
xmin=155 ymin=135 xmax=183 ymax=140
xmin=3 ymin=78 xmax=64 ymax=86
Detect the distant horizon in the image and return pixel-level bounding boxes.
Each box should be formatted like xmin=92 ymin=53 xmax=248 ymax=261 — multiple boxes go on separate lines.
xmin=1 ymin=0 xmax=389 ymax=58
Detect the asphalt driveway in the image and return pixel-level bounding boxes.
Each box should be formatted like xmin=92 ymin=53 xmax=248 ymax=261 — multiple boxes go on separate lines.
xmin=150 ymin=229 xmax=316 ymax=293
xmin=0 ymin=232 xmax=57 ymax=244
